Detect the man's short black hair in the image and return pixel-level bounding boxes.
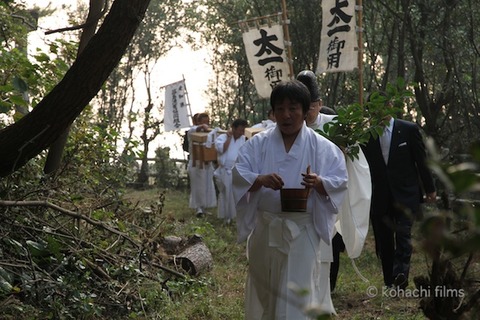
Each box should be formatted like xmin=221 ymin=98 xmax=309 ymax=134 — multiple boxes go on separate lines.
xmin=232 ymin=118 xmax=248 ymax=128
xmin=320 ymin=106 xmax=337 ymax=115
xmin=270 ymin=80 xmax=311 ymax=115
xmin=296 ymin=70 xmax=321 ymax=102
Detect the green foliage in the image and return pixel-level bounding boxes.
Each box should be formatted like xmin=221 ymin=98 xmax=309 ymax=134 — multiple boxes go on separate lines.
xmin=0 ymin=40 xmax=74 ymax=123
xmin=0 ymin=47 xmax=33 ymax=117
xmin=414 ymin=141 xmax=480 ymax=318
xmin=317 ymin=79 xmax=410 ymax=160
xmin=0 ymin=2 xmax=75 ymax=125
xmin=0 ymin=2 xmax=30 ymax=49
xmin=29 ymin=40 xmax=76 ymax=104
xmin=153 ymin=147 xmax=182 ymax=189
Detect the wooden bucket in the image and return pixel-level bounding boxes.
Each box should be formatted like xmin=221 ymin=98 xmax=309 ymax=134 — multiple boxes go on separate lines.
xmin=280 ymin=188 xmax=309 ymax=212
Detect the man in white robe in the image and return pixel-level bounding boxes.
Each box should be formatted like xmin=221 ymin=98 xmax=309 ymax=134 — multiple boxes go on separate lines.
xmin=297 ymin=70 xmax=371 ymax=292
xmin=233 ymin=80 xmax=348 ymax=319
xmin=187 ymin=113 xmax=217 ymax=217
xmin=214 ymin=119 xmax=248 ymax=224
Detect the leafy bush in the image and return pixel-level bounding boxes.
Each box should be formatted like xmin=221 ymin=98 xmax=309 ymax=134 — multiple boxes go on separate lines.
xmin=153 ymin=147 xmax=182 ymax=189
xmin=317 ymin=78 xmax=412 ymax=160
xmin=415 ymin=140 xmax=480 ymax=319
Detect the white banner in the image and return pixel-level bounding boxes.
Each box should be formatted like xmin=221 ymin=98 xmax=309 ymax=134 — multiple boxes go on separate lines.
xmin=164 ymin=80 xmax=190 ymax=132
xmin=317 ymin=0 xmax=358 ymax=73
xmin=242 ymin=23 xmax=290 ymax=98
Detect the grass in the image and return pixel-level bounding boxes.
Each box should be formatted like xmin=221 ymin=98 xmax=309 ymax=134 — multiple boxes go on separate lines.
xmin=123 ymin=188 xmax=436 ymax=319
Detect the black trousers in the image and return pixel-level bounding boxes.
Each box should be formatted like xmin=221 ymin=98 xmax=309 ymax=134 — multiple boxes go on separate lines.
xmin=371 ymin=203 xmax=414 ymax=287
xmin=330 ymin=232 xmax=345 ymax=292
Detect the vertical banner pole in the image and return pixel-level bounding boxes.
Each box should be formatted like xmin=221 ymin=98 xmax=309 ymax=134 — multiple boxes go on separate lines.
xmin=357 ymin=0 xmax=364 ymax=106
xmin=182 ymin=74 xmax=193 ymax=125
xmin=281 ymin=0 xmax=294 ymax=79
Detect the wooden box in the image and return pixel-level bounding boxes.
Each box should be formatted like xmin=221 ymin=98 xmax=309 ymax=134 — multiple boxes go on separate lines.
xmin=190 ymin=132 xmax=209 ymax=143
xmin=245 ymin=127 xmax=264 ymax=139
xmin=192 ymin=143 xmax=217 ymax=162
xmin=190 ymin=132 xmax=217 ymax=164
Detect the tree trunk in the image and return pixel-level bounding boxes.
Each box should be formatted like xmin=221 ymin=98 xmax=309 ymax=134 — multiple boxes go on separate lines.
xmin=0 ymin=0 xmax=151 ymax=177
xmin=43 ymin=0 xmax=105 ymax=175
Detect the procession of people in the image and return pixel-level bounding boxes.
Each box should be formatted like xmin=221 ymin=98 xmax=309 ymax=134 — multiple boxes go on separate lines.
xmin=182 ymin=71 xmax=436 ymax=319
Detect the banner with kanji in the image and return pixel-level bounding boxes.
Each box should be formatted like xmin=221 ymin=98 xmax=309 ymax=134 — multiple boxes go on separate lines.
xmin=317 ymin=0 xmax=358 ymax=73
xmin=163 ymin=80 xmax=190 ymax=132
xmin=242 ymin=23 xmax=290 ymax=98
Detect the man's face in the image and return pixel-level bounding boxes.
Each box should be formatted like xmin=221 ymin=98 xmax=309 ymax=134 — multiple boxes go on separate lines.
xmin=232 ymin=125 xmax=245 ymax=139
xmin=274 ymin=98 xmax=305 ymax=138
xmin=306 ymin=100 xmax=321 ymax=125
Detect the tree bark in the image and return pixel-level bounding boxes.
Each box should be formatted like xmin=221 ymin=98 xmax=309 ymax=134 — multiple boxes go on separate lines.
xmin=175 ymin=240 xmax=213 ymax=276
xmin=43 ymin=0 xmax=106 ymax=175
xmin=0 ymin=0 xmax=151 ymax=177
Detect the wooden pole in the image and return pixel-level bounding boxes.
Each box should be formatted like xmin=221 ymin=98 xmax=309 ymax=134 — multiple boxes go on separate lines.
xmin=357 ymin=0 xmax=364 ymax=105
xmin=182 ymin=74 xmax=194 ymax=125
xmin=281 ymin=0 xmax=294 ymax=79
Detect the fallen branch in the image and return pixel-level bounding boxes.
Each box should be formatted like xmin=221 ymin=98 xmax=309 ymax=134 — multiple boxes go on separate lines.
xmin=0 ymin=200 xmax=140 ymax=248
xmin=149 ymin=261 xmax=186 ymax=279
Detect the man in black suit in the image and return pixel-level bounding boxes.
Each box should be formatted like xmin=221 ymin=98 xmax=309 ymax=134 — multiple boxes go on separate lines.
xmin=362 ymin=94 xmax=436 ymax=289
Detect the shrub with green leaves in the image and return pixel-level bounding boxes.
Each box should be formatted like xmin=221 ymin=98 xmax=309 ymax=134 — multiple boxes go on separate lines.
xmin=317 ymin=78 xmax=413 ymax=161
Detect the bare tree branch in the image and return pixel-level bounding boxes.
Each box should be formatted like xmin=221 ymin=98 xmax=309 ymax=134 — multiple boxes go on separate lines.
xmin=0 ymin=200 xmax=140 ymax=248
xmin=45 ymin=0 xmax=109 ymax=35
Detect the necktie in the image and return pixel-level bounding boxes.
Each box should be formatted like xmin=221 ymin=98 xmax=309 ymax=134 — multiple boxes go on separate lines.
xmin=380 ymin=126 xmax=391 ymax=164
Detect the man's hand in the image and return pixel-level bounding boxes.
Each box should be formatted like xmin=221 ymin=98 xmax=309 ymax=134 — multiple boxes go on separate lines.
xmin=301 ymin=172 xmax=327 ymax=196
xmin=249 ymin=173 xmax=284 ymax=191
xmin=425 ymin=192 xmax=437 ymax=203
xmin=196 ymin=124 xmax=209 ymax=132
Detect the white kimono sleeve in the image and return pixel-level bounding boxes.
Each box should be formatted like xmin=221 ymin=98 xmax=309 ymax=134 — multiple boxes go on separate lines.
xmin=335 ymin=147 xmax=371 ymax=258
xmin=232 ymin=137 xmax=262 ymax=243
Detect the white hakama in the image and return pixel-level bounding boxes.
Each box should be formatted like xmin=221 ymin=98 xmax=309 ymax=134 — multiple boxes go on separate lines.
xmin=214 ymin=134 xmax=246 ymax=221
xmin=187 ymin=126 xmax=216 ymax=211
xmin=246 ymin=211 xmax=334 ymax=319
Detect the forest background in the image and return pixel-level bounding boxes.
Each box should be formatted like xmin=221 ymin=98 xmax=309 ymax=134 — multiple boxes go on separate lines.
xmin=0 ymin=0 xmax=479 ymax=319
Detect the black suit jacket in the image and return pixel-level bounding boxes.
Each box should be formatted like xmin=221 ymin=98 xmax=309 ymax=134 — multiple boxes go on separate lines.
xmin=361 ymin=119 xmax=435 ymax=217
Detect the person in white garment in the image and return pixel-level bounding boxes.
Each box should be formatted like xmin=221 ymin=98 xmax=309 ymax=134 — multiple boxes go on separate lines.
xmin=251 ymin=109 xmax=276 ymax=129
xmin=214 ymin=118 xmax=248 ymax=224
xmin=187 ymin=112 xmax=217 ymax=217
xmin=296 ymin=71 xmax=337 ymax=132
xmin=297 ymin=70 xmax=371 ymax=292
xmin=232 ymin=80 xmax=348 ymax=319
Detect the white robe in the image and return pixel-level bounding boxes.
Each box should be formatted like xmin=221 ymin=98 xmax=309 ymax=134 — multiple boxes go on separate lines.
xmin=232 ymin=123 xmax=348 ymax=319
xmin=187 ymin=126 xmax=217 ymax=210
xmin=213 ymin=133 xmax=246 ymax=220
xmin=251 ymin=119 xmax=276 ymax=129
xmin=308 ymin=113 xmax=337 ymax=132
xmin=309 ymin=113 xmax=371 ymax=259
xmin=336 ymin=151 xmax=371 ymax=258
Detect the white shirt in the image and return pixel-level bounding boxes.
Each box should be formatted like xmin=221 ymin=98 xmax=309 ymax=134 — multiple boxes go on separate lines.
xmin=380 ymin=117 xmax=394 ymax=164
